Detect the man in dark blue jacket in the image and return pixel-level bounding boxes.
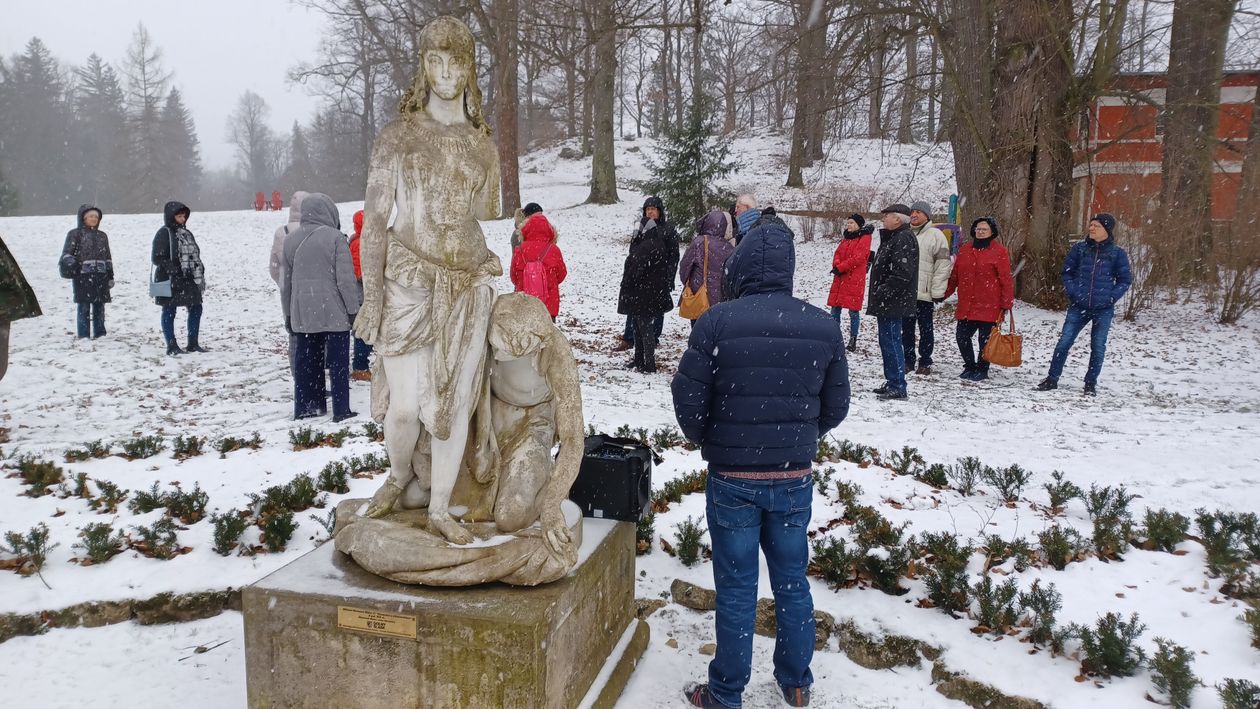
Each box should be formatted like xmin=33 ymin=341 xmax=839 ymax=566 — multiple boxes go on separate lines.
xmin=672 ymin=214 xmax=849 ymax=709
xmin=1036 ymin=212 xmax=1132 ymax=396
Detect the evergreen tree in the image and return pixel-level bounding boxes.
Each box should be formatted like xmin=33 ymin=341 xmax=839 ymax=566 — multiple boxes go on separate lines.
xmin=122 ymin=23 xmax=171 ymax=212
xmin=73 ymin=53 xmax=129 ymax=207
xmin=642 ymin=94 xmax=741 ymax=242
xmin=6 ymin=38 xmax=74 ymax=214
xmin=159 ymin=87 xmax=202 ymax=199
xmin=0 ymin=162 xmax=19 ymax=216
xmin=281 ymin=121 xmax=316 ymax=195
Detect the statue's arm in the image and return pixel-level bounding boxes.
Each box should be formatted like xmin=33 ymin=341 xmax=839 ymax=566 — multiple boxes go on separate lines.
xmin=353 ymin=125 xmax=399 ymax=345
xmin=477 ymin=149 xmax=501 ymax=221
xmin=538 ymin=332 xmax=584 ymax=553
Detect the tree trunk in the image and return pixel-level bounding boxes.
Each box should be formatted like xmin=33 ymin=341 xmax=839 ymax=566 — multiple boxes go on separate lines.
xmin=786 ymin=0 xmax=825 ymax=186
xmin=492 ymin=0 xmax=521 ymax=216
xmin=587 ymin=0 xmax=619 ymax=204
xmin=867 ymin=20 xmax=887 ymax=139
xmin=660 ymin=0 xmax=671 ymax=134
xmin=927 ymin=31 xmax=938 ymax=141
xmin=897 ymin=25 xmax=918 ymax=143
xmin=935 ymin=0 xmax=992 ymax=216
xmin=1157 ymin=0 xmax=1235 ymax=284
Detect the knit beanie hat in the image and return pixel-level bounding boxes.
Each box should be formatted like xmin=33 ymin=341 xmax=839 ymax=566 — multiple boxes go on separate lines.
xmin=910 ymin=200 xmax=932 ymax=217
xmin=1091 ymin=213 xmax=1116 ymax=239
xmin=848 ymin=213 xmax=866 ymax=229
xmin=522 ymin=202 xmax=543 ymax=217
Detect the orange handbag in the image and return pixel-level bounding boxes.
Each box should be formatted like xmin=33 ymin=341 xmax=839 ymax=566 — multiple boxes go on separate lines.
xmin=982 ymin=310 xmax=1022 ymax=367
xmin=679 ymin=238 xmax=710 ymax=320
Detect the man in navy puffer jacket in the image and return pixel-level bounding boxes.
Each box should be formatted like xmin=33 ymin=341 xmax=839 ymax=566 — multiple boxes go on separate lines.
xmin=1036 ymin=212 xmax=1132 ymax=396
xmin=672 ymin=214 xmax=848 ymax=709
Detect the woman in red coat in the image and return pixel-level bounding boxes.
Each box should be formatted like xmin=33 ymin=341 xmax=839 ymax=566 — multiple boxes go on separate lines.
xmin=510 ymin=208 xmax=567 ymax=319
xmin=827 ymin=214 xmax=873 ymax=352
xmin=944 ymin=216 xmax=1014 ymax=381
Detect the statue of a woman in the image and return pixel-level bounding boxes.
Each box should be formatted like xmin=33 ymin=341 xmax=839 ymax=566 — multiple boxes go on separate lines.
xmin=353 ymin=16 xmax=501 ymax=545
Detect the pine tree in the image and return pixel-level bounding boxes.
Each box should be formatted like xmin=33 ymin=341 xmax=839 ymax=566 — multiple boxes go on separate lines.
xmin=0 ymin=162 xmax=19 ymax=216
xmin=6 ymin=38 xmax=74 ymax=214
xmin=281 ymin=121 xmax=316 ymax=196
xmin=122 ymin=24 xmax=172 ymax=212
xmin=159 ymin=87 xmax=202 ymax=199
xmin=642 ymin=93 xmax=741 ymax=242
xmin=74 ymin=53 xmax=129 ymax=207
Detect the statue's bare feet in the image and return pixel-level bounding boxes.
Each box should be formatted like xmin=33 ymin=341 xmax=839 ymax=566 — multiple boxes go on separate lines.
xmin=365 ymin=481 xmax=403 ymax=518
xmin=428 ymin=512 xmax=475 ymax=545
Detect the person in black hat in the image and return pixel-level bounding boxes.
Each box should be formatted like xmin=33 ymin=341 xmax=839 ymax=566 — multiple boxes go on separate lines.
xmin=866 ymin=204 xmax=919 ymax=400
xmin=1035 ymin=212 xmax=1131 ymax=396
xmin=509 ymin=202 xmax=546 ymax=252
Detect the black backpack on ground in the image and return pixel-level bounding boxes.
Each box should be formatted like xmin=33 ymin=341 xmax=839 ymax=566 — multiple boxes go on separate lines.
xmin=568 ymin=435 xmax=653 ymax=521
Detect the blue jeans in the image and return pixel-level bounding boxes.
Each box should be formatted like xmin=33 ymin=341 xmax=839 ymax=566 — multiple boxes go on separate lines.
xmin=76 ymin=302 xmax=105 ymax=338
xmin=877 ymin=317 xmax=906 ymax=393
xmin=1047 ymin=305 xmax=1114 ymax=386
xmin=294 ymin=331 xmax=351 ymax=418
xmin=830 ymin=307 xmax=860 ymax=341
xmin=706 ymin=473 xmax=815 ymax=708
xmin=622 ymin=314 xmax=663 ymax=344
xmin=902 ymin=300 xmax=935 ymax=369
xmin=161 ymin=303 xmax=202 ymax=344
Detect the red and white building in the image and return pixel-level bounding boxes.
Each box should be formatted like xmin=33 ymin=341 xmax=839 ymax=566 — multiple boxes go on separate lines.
xmin=1071 ymin=70 xmax=1260 ymax=232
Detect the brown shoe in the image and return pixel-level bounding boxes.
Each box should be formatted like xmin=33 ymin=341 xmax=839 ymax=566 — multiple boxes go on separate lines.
xmin=612 ymin=337 xmax=632 ymax=352
xmin=351 ymin=370 xmax=372 ymax=382
xmin=915 ymin=366 xmax=933 ymax=376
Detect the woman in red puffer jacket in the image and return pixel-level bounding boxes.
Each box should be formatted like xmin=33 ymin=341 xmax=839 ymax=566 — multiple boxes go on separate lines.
xmin=827 ymin=214 xmax=873 ymax=352
xmin=944 ymin=216 xmax=1013 ymax=381
xmin=510 ymin=208 xmax=567 ymax=319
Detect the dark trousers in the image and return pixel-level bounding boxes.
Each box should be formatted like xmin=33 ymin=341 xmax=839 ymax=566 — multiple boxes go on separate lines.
xmin=876 ymin=317 xmax=907 ymax=393
xmin=631 ymin=314 xmax=660 ymax=372
xmin=0 ymin=320 xmax=9 ymax=382
xmin=294 ymin=330 xmax=350 ymax=419
xmin=161 ymin=303 xmax=202 ymax=344
xmin=352 ymin=337 xmax=373 ymax=372
xmin=902 ymin=300 xmax=935 ymax=369
xmin=956 ymin=320 xmax=995 ymax=373
xmin=623 ymin=314 xmax=663 ymax=345
xmin=77 ymin=302 xmax=106 ymax=339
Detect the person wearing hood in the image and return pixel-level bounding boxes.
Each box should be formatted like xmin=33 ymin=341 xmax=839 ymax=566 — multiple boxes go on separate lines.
xmin=678 ymin=209 xmax=736 ymax=324
xmin=509 ymin=201 xmax=545 ymax=251
xmin=270 ymin=191 xmax=308 ymax=286
xmin=349 ymin=208 xmax=373 ymax=380
xmin=59 ymin=205 xmax=113 ymax=339
xmin=827 ymin=214 xmax=874 ymax=352
xmin=944 ymin=217 xmax=1014 ymax=381
xmin=902 ymin=200 xmax=952 ymax=375
xmin=152 ymin=201 xmax=207 ymax=355
xmin=510 ymin=204 xmax=567 ymax=319
xmin=867 ymin=204 xmax=919 ymax=400
xmin=617 ymin=196 xmax=679 ymax=373
xmin=1 ymin=233 xmax=42 ymax=382
xmin=672 ymin=214 xmax=848 ymax=709
xmin=1036 ymin=213 xmax=1132 ymax=396
xmin=281 ymin=193 xmax=360 ymax=421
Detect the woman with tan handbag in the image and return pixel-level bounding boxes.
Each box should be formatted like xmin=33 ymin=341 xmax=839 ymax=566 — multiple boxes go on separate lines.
xmin=678 ymin=209 xmax=735 ymax=326
xmin=943 ymin=217 xmax=1014 ymax=381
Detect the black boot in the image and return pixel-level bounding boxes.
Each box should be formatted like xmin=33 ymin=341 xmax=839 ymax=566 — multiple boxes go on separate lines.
xmin=186 ymin=338 xmax=209 ymax=353
xmin=1035 ymin=377 xmax=1057 ymax=391
xmin=166 ymin=340 xmax=184 ymax=356
xmin=846 ymin=335 xmax=857 ymax=353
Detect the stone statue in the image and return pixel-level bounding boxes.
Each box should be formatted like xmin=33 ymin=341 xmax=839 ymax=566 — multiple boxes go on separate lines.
xmin=339 ymin=16 xmax=584 ymax=586
xmin=352 ymin=15 xmax=502 ymax=546
xmin=336 ymin=294 xmax=585 ymax=586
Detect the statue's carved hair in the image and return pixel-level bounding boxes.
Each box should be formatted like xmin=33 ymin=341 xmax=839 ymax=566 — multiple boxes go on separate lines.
xmin=399 ymin=15 xmax=491 ymax=137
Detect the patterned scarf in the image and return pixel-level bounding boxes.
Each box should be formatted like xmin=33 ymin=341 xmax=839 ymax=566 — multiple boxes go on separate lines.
xmin=173 ymin=227 xmax=204 ymax=289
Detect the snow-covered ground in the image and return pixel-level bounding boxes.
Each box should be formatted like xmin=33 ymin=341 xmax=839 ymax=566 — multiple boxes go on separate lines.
xmin=1 ymin=134 xmax=1257 ymax=707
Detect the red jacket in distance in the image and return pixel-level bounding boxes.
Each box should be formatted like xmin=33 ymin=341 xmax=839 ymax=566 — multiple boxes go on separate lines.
xmin=827 ymin=230 xmax=872 ymax=310
xmin=945 ymin=238 xmax=1014 ymax=323
xmin=510 ymin=214 xmax=567 ymax=317
xmin=349 ymin=210 xmax=364 ymax=279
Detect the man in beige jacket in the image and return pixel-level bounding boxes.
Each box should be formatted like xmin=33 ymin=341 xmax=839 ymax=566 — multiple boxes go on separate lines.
xmin=903 ymin=200 xmax=952 ymax=375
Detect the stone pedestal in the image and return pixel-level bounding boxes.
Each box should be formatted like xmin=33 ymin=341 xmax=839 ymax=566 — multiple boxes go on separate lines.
xmin=243 ymin=518 xmax=646 ymax=709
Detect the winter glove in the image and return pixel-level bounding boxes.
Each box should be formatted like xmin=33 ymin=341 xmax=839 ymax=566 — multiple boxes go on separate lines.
xmin=831 ymin=267 xmax=842 ymax=277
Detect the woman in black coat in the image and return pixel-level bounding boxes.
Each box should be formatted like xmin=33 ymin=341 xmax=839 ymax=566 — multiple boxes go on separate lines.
xmin=59 ymin=204 xmax=113 ymax=339
xmin=617 ymin=196 xmax=678 ymax=373
xmin=152 ymin=200 xmax=207 ymax=355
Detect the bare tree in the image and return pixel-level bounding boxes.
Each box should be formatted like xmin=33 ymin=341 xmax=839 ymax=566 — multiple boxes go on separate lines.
xmin=226 ymin=90 xmax=276 ymax=190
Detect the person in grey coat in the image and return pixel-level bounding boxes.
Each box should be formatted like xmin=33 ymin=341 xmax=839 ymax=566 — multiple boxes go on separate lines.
xmin=281 ymin=193 xmax=360 ymax=421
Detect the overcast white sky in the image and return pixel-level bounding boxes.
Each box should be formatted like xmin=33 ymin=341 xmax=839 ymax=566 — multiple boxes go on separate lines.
xmin=2 ymin=0 xmax=329 ymax=170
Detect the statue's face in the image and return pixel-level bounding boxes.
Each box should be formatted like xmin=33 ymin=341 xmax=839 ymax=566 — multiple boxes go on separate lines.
xmin=424 ymin=50 xmax=469 ymax=102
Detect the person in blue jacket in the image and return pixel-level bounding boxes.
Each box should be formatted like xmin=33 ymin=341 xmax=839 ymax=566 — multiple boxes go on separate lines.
xmin=671 ymin=213 xmax=849 ymax=709
xmin=1036 ymin=212 xmax=1132 ymax=396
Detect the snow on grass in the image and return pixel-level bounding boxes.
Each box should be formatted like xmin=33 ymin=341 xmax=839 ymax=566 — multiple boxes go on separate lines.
xmin=1 ymin=134 xmax=1258 ymax=707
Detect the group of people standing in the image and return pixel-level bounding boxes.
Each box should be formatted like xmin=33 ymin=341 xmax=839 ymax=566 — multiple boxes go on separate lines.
xmin=829 ymin=202 xmax=1130 ymax=398
xmin=55 ymin=201 xmax=207 ymax=354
